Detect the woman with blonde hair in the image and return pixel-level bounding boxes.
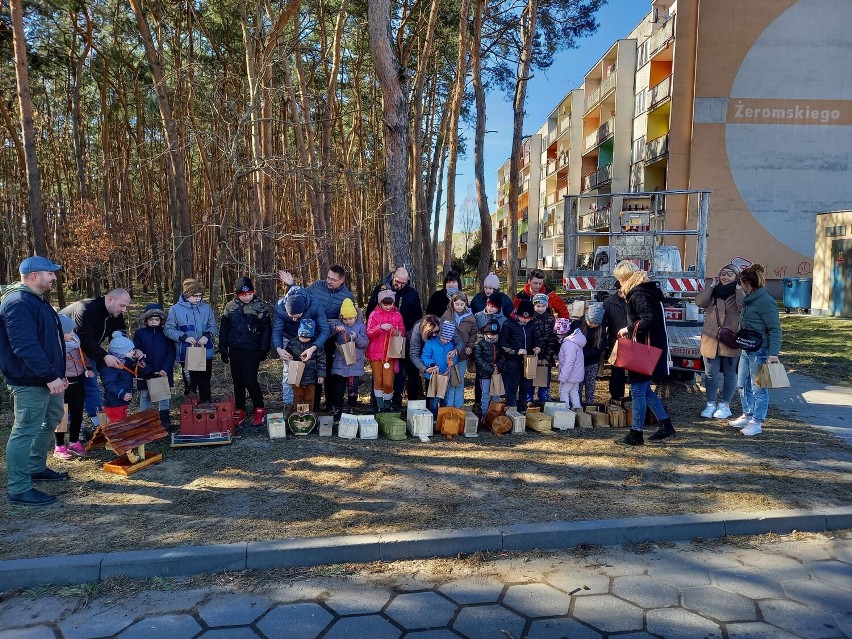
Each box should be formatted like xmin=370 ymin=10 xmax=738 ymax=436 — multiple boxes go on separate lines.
xmin=612 ymin=261 xmax=676 ymax=444
xmin=729 ymin=264 xmax=782 ymax=436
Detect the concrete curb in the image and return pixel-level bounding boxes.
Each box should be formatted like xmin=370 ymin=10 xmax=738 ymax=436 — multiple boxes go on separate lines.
xmin=2 ymin=506 xmax=851 ymax=591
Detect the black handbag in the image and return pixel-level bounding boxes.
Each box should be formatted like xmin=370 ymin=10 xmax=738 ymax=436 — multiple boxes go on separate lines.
xmin=715 ymin=304 xmax=762 ymax=352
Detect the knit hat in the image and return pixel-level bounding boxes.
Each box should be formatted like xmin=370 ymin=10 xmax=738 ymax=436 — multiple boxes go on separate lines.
xmin=586 ymin=303 xmax=605 ymax=325
xmin=553 ymin=318 xmax=572 ymax=335
xmin=378 ymin=289 xmax=396 ymax=305
xmin=483 ymin=273 xmax=500 ymax=289
xmin=440 ymin=321 xmax=456 ymax=341
xmin=109 ymin=331 xmax=135 ymax=355
xmin=297 ymin=318 xmax=316 ymax=338
xmin=138 ymin=303 xmax=166 ymax=326
xmin=340 ymin=298 xmax=357 ymax=319
xmin=483 ymin=321 xmax=500 ymax=335
xmin=183 ymin=278 xmax=204 ymax=297
xmin=532 ymin=293 xmax=549 ymax=307
xmin=285 ymin=294 xmax=307 ymax=316
xmin=721 ymin=263 xmax=742 ymax=275
xmin=516 ymin=300 xmax=534 ymax=319
xmin=59 ymin=313 xmax=76 ymax=334
xmin=235 ymin=276 xmax=254 ymax=294
xmin=484 ymin=292 xmax=501 ymax=310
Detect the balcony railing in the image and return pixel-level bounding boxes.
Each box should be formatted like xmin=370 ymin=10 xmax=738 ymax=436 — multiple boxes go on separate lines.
xmin=556 ymin=153 xmax=569 ymax=170
xmin=582 ymin=163 xmax=613 ymax=191
xmin=546 ymin=160 xmax=557 ymax=175
xmin=649 ymin=15 xmax=675 ymax=56
xmin=583 ymin=117 xmax=614 ymax=153
xmin=545 ymin=191 xmax=557 ymax=206
xmin=579 ymin=207 xmax=611 ymax=230
xmin=558 ymin=186 xmax=568 ymax=199
xmin=520 ymin=232 xmax=528 ymax=244
xmin=645 ymin=134 xmax=669 ymax=162
xmin=584 ymin=71 xmax=617 ymax=112
xmin=649 ymin=75 xmax=672 ymax=109
xmin=559 ymin=118 xmax=570 ymax=135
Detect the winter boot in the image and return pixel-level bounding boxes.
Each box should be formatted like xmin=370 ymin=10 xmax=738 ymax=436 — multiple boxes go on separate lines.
xmin=648 ymin=418 xmax=676 ymax=441
xmin=347 ymin=394 xmax=359 ymax=409
xmin=375 ymin=396 xmax=385 ymax=413
xmin=159 ymin=409 xmax=173 ymax=431
xmin=252 ymin=408 xmax=266 ymax=427
xmin=333 ymin=407 xmax=343 ymax=423
xmin=623 ymin=429 xmax=645 ymax=446
xmin=232 ymin=408 xmax=246 ymax=427
xmin=283 ymin=404 xmax=294 ymax=419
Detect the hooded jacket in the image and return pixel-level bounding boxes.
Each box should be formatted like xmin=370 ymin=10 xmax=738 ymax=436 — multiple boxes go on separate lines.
xmin=306 ymin=279 xmax=355 ymax=321
xmin=625 ymin=281 xmax=670 ymax=381
xmin=531 ymin=310 xmax=559 ymax=366
xmin=441 ymin=308 xmax=477 ymax=362
xmin=513 ymin=282 xmax=570 ymax=319
xmin=472 ymin=334 xmax=500 ymax=378
xmin=220 ymin=296 xmax=272 ymax=354
xmin=497 ymin=316 xmax=538 ymax=362
xmin=474 ymin=309 xmax=506 ymax=331
xmin=470 ymin=290 xmax=515 ymax=317
xmin=164 ymin=296 xmax=219 ymax=363
xmin=558 ymin=330 xmax=587 ymax=384
xmin=60 ymin=296 xmax=128 ymax=364
xmin=570 ymin=319 xmax=606 ymax=367
xmin=329 ymin=318 xmax=369 ymax=377
xmin=421 ymin=336 xmax=458 ymax=377
xmin=285 ymin=336 xmax=327 ymax=385
xmin=601 ymin=292 xmax=629 ymax=349
xmin=365 ymin=305 xmax=406 ymax=361
xmin=133 ymin=312 xmax=176 ymax=390
xmin=98 ymin=356 xmax=139 ymax=407
xmin=739 ymin=287 xmax=782 ymax=356
xmin=365 ymin=273 xmax=423 ymax=334
xmin=409 ymin=318 xmax=465 ymax=373
xmin=0 ymin=283 xmax=65 ymax=386
xmin=271 ymin=286 xmax=330 ymax=350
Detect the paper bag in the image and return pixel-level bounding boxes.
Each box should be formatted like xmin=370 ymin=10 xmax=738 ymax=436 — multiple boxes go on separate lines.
xmin=607 ymin=341 xmax=619 ymax=366
xmin=386 ymin=330 xmax=406 ymax=359
xmin=427 ymin=373 xmax=449 ymax=399
xmin=337 ymin=340 xmax=357 ymax=366
xmin=185 ymin=345 xmax=207 ymax=371
xmin=448 ymin=364 xmax=462 ymax=387
xmin=755 ymin=361 xmax=790 ymax=388
xmin=490 ymin=372 xmax=505 ymax=396
xmin=55 ymin=403 xmax=69 ymax=433
xmin=146 ymin=375 xmax=172 ymax=403
xmin=97 ymin=410 xmax=110 ymax=427
xmin=533 ymin=365 xmax=549 ymax=388
xmin=288 ymin=359 xmax=305 ymax=386
xmin=524 ymin=354 xmax=538 ymax=379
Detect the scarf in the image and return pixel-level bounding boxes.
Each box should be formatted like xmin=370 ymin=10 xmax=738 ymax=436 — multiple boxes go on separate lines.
xmin=711 ymin=281 xmax=737 ymax=299
xmin=620 ymin=271 xmax=649 ymax=297
xmin=454 ymin=309 xmax=472 ymax=326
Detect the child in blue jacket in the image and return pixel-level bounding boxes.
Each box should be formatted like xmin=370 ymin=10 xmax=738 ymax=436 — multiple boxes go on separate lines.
xmin=99 ymin=332 xmax=144 ymax=422
xmin=134 ymin=304 xmax=176 ymax=429
xmin=421 ymin=321 xmax=459 ymax=417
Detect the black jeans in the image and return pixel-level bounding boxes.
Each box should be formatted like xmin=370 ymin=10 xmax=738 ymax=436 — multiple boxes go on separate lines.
xmin=314 ymin=339 xmax=337 ymax=412
xmin=183 ymin=358 xmax=213 ymax=402
xmin=328 ymin=374 xmax=360 ymax=411
xmin=229 ymin=348 xmax=265 ymax=410
xmin=609 ymin=365 xmax=627 ymax=401
xmin=56 ymin=374 xmax=85 ymax=445
xmin=502 ymin=359 xmax=530 ymax=412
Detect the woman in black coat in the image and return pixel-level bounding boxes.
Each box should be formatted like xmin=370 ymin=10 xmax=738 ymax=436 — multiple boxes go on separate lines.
xmin=425 ymin=270 xmax=461 ymax=318
xmin=613 ymin=260 xmax=675 ymax=445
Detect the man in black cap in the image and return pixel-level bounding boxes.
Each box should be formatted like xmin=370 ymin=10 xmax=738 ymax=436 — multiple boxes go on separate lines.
xmin=0 ymin=256 xmax=68 ymax=506
xmin=497 ymin=299 xmax=540 ymax=413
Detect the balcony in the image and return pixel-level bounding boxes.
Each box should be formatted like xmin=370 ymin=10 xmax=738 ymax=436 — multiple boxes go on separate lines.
xmin=581 ymin=163 xmax=613 ymax=191
xmin=579 ymin=206 xmax=611 ymax=230
xmin=558 ymin=186 xmax=568 ymax=199
xmin=545 ymin=191 xmax=557 ymax=207
xmin=583 ymin=117 xmax=614 ymax=153
xmin=645 ymin=134 xmax=669 ymax=163
xmin=649 ymin=15 xmax=675 ymax=56
xmin=546 ymin=159 xmax=557 ymax=175
xmin=559 ymin=118 xmax=570 ymax=135
xmin=520 ymin=232 xmax=528 ymax=244
xmin=522 ymin=177 xmax=530 ymax=192
xmin=556 ymin=153 xmax=569 ymax=170
xmin=649 ymin=75 xmax=672 ymax=110
xmin=584 ymin=71 xmax=617 ymax=112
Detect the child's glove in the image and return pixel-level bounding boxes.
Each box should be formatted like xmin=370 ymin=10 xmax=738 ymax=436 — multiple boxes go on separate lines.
xmin=220 ymin=351 xmax=229 ymax=364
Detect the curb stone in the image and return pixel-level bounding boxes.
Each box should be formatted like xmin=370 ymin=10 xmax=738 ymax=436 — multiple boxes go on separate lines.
xmin=2 ymin=506 xmax=850 ymax=591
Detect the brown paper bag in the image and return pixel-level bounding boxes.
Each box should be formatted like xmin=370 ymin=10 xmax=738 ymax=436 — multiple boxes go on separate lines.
xmin=288 ymin=359 xmax=305 ymax=386
xmin=427 ymin=373 xmax=449 ymax=399
xmin=55 ymin=403 xmax=69 ymax=433
xmin=386 ymin=330 xmax=406 ymax=359
xmin=97 ymin=410 xmax=110 ymax=427
xmin=755 ymin=361 xmax=790 ymax=388
xmin=533 ymin=365 xmax=549 ymax=388
xmin=337 ymin=340 xmax=357 ymax=366
xmin=146 ymin=375 xmax=172 ymax=403
xmin=490 ymin=372 xmax=505 ymax=396
xmin=524 ymin=354 xmax=538 ymax=379
xmin=185 ymin=345 xmax=207 ymax=371
xmin=448 ymin=364 xmax=462 ymax=387
xmin=607 ymin=341 xmax=619 ymax=366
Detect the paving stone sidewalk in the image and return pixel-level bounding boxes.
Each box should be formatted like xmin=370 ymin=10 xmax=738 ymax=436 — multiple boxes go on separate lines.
xmin=1 ymin=533 xmax=850 ymax=639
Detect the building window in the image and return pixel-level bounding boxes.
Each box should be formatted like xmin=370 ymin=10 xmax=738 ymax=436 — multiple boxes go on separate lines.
xmin=634 ymin=89 xmax=647 ymax=116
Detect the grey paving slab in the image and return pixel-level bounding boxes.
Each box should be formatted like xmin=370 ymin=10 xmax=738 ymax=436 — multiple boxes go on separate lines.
xmin=255 ymin=603 xmax=333 ymax=639
xmin=0 ymin=553 xmax=105 ymax=590
xmin=759 ymin=599 xmax=843 ymax=639
xmin=402 ymin=630 xmax=463 ymax=639
xmin=782 ymin=578 xmax=852 ymax=614
xmin=264 ymin=581 xmax=330 ymax=604
xmin=712 ymin=568 xmax=786 ymax=600
xmin=682 ymin=585 xmax=757 ymax=622
xmin=0 ymin=596 xmax=76 ymax=630
xmin=544 ymin=567 xmax=610 ymax=596
xmin=0 ymin=628 xmax=57 ymax=639
xmin=322 ymin=614 xmax=401 ymax=639
xmin=385 ymin=591 xmax=457 ymax=630
xmin=611 ymin=634 xmax=663 ymax=639
xmin=379 ymin=527 xmax=502 ymax=562
xmin=198 ymin=593 xmax=272 ymax=627
xmin=525 ymin=618 xmax=603 ymax=639
xmin=198 ymin=628 xmax=260 ymax=639
xmin=571 ymin=594 xmax=644 ymax=633
xmin=646 ymin=558 xmax=711 ymax=588
xmin=100 ymin=544 xmax=247 ymax=580
xmin=773 ymin=372 xmax=852 ymax=444
xmin=807 ymin=560 xmax=852 ymax=590
xmin=247 ymin=534 xmax=381 ymax=570
xmin=58 ymin=607 xmax=136 ymax=639
xmin=827 ymin=539 xmax=852 ymax=565
xmin=612 ymin=574 xmax=680 ymax=609
xmin=645 ymin=608 xmax=723 ymax=639
xmin=594 ymin=552 xmax=651 ymax=577
xmin=502 ymin=583 xmax=570 ymax=618
xmin=452 ymin=604 xmax=525 ymax=639
xmin=726 ymin=622 xmax=806 ymax=639
xmin=437 ymin=575 xmax=505 ymax=604
xmin=735 ymin=549 xmax=811 ymax=582
xmin=323 ymin=583 xmax=392 ymax=615
xmin=117 ymin=614 xmax=202 ymax=639
xmin=119 ymin=588 xmax=211 ymax=617
xmin=775 ymin=540 xmax=838 ymax=563
xmin=835 ymin=612 xmax=852 ymax=639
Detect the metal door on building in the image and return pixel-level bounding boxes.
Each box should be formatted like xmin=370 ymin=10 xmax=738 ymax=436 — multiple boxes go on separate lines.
xmin=830 ymin=239 xmax=852 ymax=318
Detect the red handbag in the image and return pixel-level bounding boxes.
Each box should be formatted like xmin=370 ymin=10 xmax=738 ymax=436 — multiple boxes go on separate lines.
xmin=615 ymin=325 xmax=663 ymax=376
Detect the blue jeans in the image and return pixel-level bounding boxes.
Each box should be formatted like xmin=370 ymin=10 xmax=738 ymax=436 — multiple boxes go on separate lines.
xmin=526 ymin=367 xmax=551 ymax=403
xmin=445 ymin=360 xmax=467 ymax=407
xmin=738 ymin=348 xmax=769 ymax=422
xmin=703 ymin=355 xmax=739 ymax=404
xmin=139 ymin=390 xmax=170 ymax=412
xmin=630 ymin=380 xmax=669 ymax=431
xmin=479 ymin=378 xmax=503 ymax=414
xmin=428 ymin=397 xmax=446 ymax=418
xmin=83 ymin=369 xmax=103 ymax=417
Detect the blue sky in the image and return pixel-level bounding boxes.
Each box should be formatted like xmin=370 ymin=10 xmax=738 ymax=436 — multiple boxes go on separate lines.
xmin=446 ymin=0 xmax=650 ymax=234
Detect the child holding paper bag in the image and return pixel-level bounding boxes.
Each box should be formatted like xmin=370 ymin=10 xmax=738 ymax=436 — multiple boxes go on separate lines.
xmin=285 ymin=319 xmax=327 ymax=408
xmin=99 ymin=332 xmax=145 ymax=422
xmin=366 ymin=288 xmax=406 ymax=412
xmin=164 ymin=278 xmax=218 ymax=401
xmin=329 ymin=299 xmax=369 ymax=421
xmin=473 ymin=320 xmax=503 ymax=416
xmin=134 ymin=304 xmax=176 ymax=430
xmin=422 ymin=321 xmax=459 ymax=418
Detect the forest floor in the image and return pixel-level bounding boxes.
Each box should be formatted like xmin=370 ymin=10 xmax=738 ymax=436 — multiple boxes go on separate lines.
xmin=1 ymin=360 xmax=850 ymax=562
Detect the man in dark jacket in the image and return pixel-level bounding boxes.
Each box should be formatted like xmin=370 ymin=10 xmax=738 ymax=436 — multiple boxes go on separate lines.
xmin=0 ymin=257 xmax=68 ymax=506
xmin=365 ymin=267 xmax=424 ymax=406
xmin=602 ymin=284 xmax=630 ymax=401
xmin=497 ymin=300 xmax=539 ymax=413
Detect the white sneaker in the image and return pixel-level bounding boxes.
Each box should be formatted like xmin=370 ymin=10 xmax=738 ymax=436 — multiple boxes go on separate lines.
xmin=713 ymin=403 xmax=732 ymax=419
xmin=729 ymin=414 xmax=751 ymax=428
xmin=700 ymin=402 xmax=717 ymax=418
xmin=740 ymin=420 xmax=763 ymax=436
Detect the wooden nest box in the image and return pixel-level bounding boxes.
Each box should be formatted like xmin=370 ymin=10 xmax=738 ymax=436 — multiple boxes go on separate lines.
xmin=85 ymin=408 xmax=169 ymax=476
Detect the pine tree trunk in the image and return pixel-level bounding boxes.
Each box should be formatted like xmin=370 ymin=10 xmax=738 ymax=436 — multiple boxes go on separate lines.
xmin=471 ymin=0 xmax=492 ymax=285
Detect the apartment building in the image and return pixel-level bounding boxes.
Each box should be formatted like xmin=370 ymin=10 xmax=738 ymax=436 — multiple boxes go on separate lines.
xmin=493 ymin=0 xmax=852 ymax=285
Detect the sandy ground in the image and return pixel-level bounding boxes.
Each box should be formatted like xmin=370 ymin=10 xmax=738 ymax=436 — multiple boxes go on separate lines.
xmin=1 ymin=364 xmax=850 ymax=562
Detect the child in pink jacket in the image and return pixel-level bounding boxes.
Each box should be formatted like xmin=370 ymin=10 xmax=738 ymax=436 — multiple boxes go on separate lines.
xmin=556 ymin=318 xmax=587 ymax=410
xmin=366 ymin=288 xmax=406 ymax=411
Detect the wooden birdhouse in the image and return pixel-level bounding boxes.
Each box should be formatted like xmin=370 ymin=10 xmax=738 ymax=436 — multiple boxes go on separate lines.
xmin=85 ymin=408 xmax=169 ymax=476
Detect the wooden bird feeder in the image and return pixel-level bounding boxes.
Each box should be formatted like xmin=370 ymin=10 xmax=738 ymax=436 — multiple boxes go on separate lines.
xmin=85 ymin=408 xmax=169 ymax=476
